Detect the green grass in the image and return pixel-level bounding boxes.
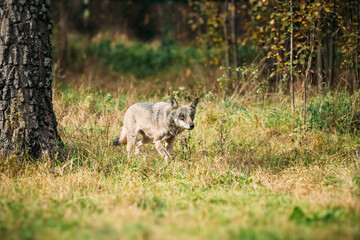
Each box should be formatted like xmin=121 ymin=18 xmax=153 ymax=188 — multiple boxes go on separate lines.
xmin=0 ymin=83 xmax=359 ymax=240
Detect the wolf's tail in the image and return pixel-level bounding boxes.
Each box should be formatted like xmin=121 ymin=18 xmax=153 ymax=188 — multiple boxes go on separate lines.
xmin=110 ymin=128 xmax=127 ymax=146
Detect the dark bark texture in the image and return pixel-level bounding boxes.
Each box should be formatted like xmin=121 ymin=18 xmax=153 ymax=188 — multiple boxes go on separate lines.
xmin=0 ymin=0 xmax=62 ymax=158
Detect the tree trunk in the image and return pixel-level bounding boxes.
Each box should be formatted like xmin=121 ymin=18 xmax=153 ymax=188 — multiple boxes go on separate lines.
xmin=352 ymin=0 xmax=359 ymax=92
xmin=357 ymin=0 xmax=360 ymax=92
xmin=223 ymin=0 xmax=231 ymax=77
xmin=230 ymin=0 xmax=238 ymax=79
xmin=316 ymin=45 xmax=324 ymax=89
xmin=57 ymin=0 xmax=68 ymax=71
xmin=290 ymin=0 xmax=295 ymax=112
xmin=304 ymin=31 xmax=315 ymax=126
xmin=327 ymin=0 xmax=335 ymax=89
xmin=357 ymin=0 xmax=360 ymax=91
xmin=0 ymin=0 xmax=63 ymax=159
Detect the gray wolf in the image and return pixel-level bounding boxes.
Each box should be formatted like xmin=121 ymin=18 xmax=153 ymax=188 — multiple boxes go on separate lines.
xmin=111 ymin=98 xmax=199 ymax=162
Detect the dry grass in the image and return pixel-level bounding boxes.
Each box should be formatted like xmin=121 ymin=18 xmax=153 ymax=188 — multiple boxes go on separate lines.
xmin=0 ymin=73 xmax=359 ymax=240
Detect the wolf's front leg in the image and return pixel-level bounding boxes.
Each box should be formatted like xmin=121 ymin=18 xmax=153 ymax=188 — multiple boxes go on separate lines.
xmin=154 ymin=140 xmax=171 ymax=162
xmin=165 ymin=136 xmax=175 ymax=155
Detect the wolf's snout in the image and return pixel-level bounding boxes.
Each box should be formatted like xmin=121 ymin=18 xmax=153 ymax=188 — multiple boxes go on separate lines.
xmin=189 ymin=123 xmax=195 ymax=130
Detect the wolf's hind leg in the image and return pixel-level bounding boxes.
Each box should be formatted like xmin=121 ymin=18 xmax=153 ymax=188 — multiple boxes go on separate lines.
xmin=135 ymin=134 xmax=152 ymax=154
xmin=126 ymin=130 xmax=139 ymax=157
xmin=111 ymin=128 xmax=127 ymax=146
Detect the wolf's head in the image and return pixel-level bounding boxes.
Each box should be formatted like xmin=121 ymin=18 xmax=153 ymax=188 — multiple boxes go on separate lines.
xmin=170 ymin=98 xmax=199 ymax=130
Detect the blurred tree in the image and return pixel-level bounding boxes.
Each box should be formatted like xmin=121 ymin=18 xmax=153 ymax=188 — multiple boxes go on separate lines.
xmin=230 ymin=0 xmax=239 ymax=79
xmin=290 ymin=0 xmax=294 ymax=112
xmin=0 ymin=0 xmax=62 ymax=158
xmin=224 ymin=0 xmax=231 ymax=77
xmin=57 ymin=0 xmax=68 ymax=71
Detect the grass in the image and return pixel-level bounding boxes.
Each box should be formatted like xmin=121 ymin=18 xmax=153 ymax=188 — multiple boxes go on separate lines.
xmin=0 ymin=76 xmax=359 ymax=240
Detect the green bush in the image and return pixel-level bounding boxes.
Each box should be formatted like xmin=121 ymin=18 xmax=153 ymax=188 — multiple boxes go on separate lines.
xmin=237 ymin=44 xmax=259 ymax=64
xmin=90 ymin=39 xmax=202 ymax=78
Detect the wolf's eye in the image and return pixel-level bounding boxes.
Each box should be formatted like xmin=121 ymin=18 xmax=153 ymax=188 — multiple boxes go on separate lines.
xmin=179 ymin=114 xmax=185 ymax=120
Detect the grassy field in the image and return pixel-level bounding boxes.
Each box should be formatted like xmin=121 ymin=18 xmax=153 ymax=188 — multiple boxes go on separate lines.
xmin=0 ymin=75 xmax=359 ymax=240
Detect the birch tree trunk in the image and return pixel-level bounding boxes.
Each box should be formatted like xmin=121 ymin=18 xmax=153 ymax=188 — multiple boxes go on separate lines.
xmin=0 ymin=0 xmax=63 ymax=159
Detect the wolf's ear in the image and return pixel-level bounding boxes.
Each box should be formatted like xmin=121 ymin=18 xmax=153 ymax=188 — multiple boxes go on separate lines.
xmin=190 ymin=98 xmax=199 ymax=109
xmin=171 ymin=97 xmax=179 ymax=109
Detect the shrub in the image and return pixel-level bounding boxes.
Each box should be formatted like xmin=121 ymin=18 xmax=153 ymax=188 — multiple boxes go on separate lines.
xmin=90 ymin=39 xmax=202 ymax=78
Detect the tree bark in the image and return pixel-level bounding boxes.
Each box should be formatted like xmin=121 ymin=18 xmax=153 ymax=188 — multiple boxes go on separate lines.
xmin=352 ymin=0 xmax=359 ymax=92
xmin=290 ymin=0 xmax=295 ymax=112
xmin=230 ymin=0 xmax=238 ymax=79
xmin=0 ymin=0 xmax=63 ymax=159
xmin=327 ymin=0 xmax=335 ymax=89
xmin=357 ymin=0 xmax=360 ymax=92
xmin=357 ymin=0 xmax=360 ymax=91
xmin=223 ymin=0 xmax=231 ymax=78
xmin=304 ymin=31 xmax=315 ymax=126
xmin=316 ymin=45 xmax=324 ymax=89
xmin=57 ymin=0 xmax=68 ymax=71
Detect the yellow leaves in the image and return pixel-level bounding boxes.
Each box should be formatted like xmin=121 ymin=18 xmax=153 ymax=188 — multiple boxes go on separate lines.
xmin=230 ymin=5 xmax=235 ymax=12
xmin=256 ymin=15 xmax=261 ymax=20
xmin=270 ymin=19 xmax=275 ymax=25
xmin=358 ymin=88 xmax=360 ymax=93
xmin=324 ymin=7 xmax=331 ymax=13
xmin=277 ymin=55 xmax=282 ymax=62
xmin=213 ymin=57 xmax=219 ymax=65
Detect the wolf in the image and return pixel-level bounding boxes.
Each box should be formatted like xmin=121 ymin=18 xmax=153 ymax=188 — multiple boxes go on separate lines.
xmin=111 ymin=97 xmax=199 ymax=161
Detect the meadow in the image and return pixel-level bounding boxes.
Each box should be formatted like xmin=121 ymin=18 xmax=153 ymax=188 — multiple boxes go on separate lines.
xmin=0 ymin=67 xmax=359 ymax=240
